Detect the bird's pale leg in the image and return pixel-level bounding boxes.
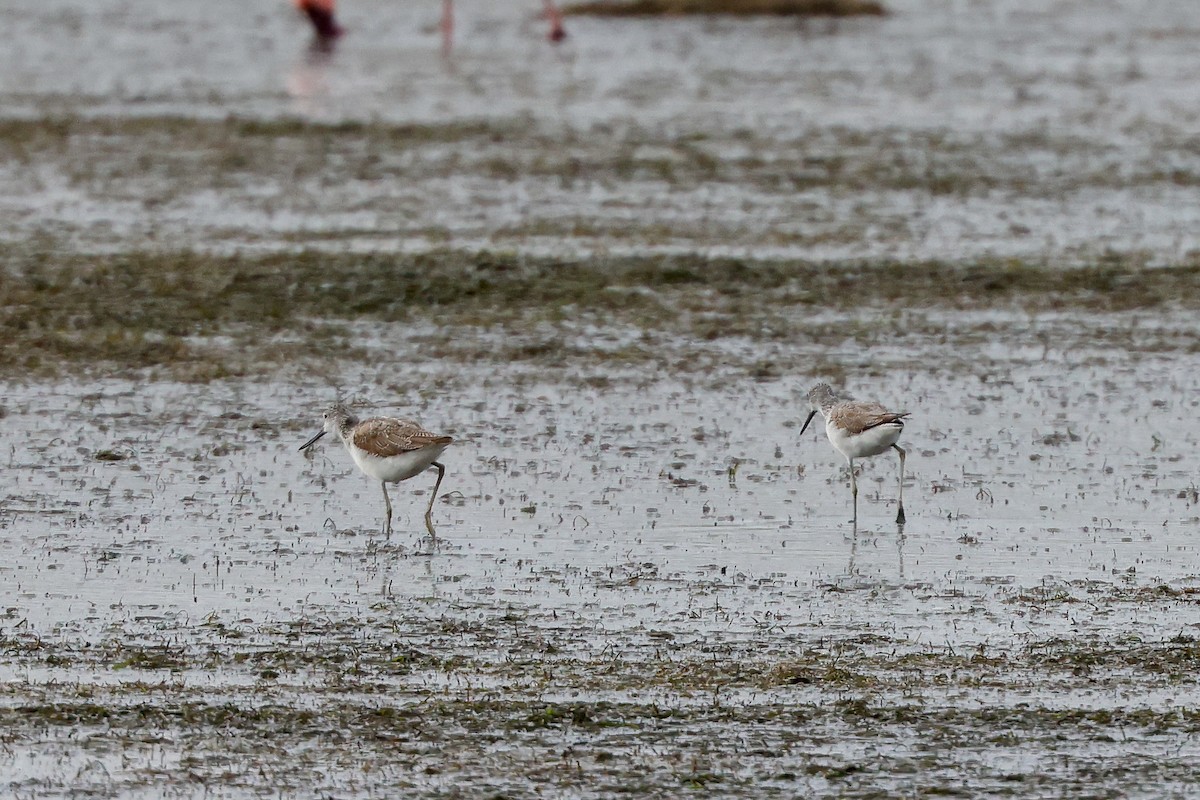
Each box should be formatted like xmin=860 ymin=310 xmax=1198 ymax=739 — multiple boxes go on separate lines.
xmin=893 ymin=444 xmax=907 ymax=525
xmin=848 ymin=458 xmax=858 ymax=525
xmin=381 ymin=482 xmax=393 ymax=538
xmin=424 ymin=462 xmax=446 ymax=538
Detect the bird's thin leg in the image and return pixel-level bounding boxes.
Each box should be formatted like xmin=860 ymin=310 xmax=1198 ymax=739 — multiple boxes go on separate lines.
xmin=849 ymin=458 xmax=857 ymax=525
xmin=381 ymin=482 xmax=393 ymax=538
xmin=848 ymin=524 xmax=859 ymax=573
xmin=893 ymin=444 xmax=907 ymax=525
xmin=424 ymin=462 xmax=446 ymax=538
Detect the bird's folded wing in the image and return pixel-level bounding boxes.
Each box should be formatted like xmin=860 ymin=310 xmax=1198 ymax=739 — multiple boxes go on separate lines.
xmin=352 ymin=418 xmax=453 ymax=456
xmin=831 ymin=404 xmax=911 ymax=436
xmin=862 ymin=412 xmax=910 ymax=431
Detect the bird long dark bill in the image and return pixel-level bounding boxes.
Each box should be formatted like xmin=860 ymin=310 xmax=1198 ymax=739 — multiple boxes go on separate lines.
xmin=799 ymin=410 xmax=818 ymax=437
xmin=299 ymin=429 xmax=327 ymax=451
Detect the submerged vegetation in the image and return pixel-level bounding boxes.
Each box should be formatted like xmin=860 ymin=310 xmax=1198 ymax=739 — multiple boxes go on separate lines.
xmin=1 ymin=246 xmax=1197 ymax=378
xmin=4 ymin=587 xmax=1200 ymax=797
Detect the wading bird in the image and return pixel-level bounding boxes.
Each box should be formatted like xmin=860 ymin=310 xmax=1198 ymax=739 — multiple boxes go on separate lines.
xmin=800 ymin=383 xmax=908 ymax=525
xmin=300 ymin=402 xmax=452 ymax=537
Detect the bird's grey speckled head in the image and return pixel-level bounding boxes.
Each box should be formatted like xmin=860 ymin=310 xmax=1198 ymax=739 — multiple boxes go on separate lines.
xmin=806 ymin=383 xmax=840 ymax=413
xmin=800 ymin=383 xmax=840 ymax=437
xmin=299 ymin=401 xmax=359 ymax=451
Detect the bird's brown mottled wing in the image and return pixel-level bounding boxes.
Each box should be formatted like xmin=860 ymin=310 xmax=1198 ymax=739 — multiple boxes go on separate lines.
xmin=352 ymin=417 xmax=453 ymax=458
xmin=829 ymin=401 xmax=910 ymax=436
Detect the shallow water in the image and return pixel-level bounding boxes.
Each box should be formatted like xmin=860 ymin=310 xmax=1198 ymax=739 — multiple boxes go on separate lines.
xmin=7 ymin=0 xmax=1199 ymax=135
xmin=4 ymin=323 xmax=1198 ymax=634
xmin=3 ymin=0 xmax=1200 ymax=261
xmin=4 ymin=319 xmax=1200 ymax=795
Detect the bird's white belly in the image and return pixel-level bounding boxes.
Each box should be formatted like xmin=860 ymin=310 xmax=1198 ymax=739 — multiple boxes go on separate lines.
xmin=827 ymin=419 xmax=902 ymax=460
xmin=347 ymin=443 xmax=448 ymax=483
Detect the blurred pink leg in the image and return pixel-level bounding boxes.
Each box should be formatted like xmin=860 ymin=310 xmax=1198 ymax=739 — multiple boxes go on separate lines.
xmin=544 ymin=0 xmax=567 ymax=42
xmin=441 ymin=0 xmax=454 ymax=54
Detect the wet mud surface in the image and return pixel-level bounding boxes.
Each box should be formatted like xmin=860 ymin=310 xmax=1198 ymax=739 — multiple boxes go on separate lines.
xmin=4 ymin=0 xmax=1200 ymax=797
